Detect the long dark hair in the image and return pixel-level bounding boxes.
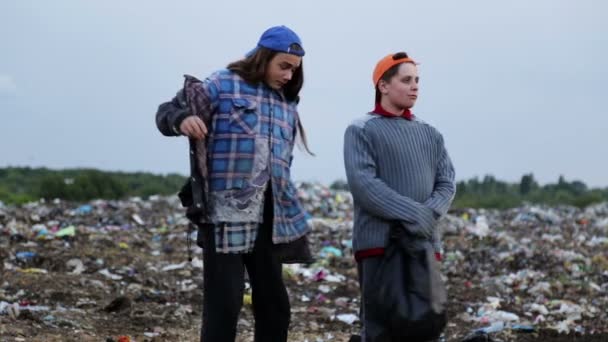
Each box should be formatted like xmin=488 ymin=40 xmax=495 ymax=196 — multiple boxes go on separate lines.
xmin=227 ymin=45 xmax=313 ymax=155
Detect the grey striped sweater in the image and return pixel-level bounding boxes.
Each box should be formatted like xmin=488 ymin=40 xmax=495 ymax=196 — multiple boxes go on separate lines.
xmin=343 ymin=113 xmax=456 ymax=253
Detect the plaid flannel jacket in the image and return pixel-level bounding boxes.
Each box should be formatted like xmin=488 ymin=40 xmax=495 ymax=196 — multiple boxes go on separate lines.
xmin=157 ymin=69 xmax=310 ymax=252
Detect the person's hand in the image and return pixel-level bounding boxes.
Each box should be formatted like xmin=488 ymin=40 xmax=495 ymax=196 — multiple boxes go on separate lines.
xmin=407 ymin=223 xmax=434 ymax=239
xmin=401 ymin=218 xmax=436 ymax=240
xmin=180 ymin=116 xmax=208 ymax=140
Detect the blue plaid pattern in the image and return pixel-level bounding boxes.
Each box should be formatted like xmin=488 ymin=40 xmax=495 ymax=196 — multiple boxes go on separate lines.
xmin=215 ymin=222 xmax=259 ymax=253
xmin=185 ymin=70 xmax=310 ymax=253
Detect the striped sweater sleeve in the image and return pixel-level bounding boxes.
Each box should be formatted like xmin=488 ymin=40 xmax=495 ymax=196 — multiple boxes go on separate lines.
xmin=423 ymin=134 xmax=456 ymax=217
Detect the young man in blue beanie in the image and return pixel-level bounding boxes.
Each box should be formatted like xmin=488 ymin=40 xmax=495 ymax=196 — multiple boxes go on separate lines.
xmin=156 ymin=25 xmax=312 ymax=342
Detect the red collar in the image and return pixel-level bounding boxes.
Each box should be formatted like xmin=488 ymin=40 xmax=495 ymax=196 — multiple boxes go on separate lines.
xmin=372 ymin=103 xmax=414 ymax=120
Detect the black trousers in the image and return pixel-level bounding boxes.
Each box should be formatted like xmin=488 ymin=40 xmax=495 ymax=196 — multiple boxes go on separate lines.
xmin=358 ymin=257 xmax=391 ymax=342
xmin=200 ymin=187 xmax=290 ymax=342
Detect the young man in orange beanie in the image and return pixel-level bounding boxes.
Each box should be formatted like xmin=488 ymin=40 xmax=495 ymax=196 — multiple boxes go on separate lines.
xmin=344 ymin=52 xmax=456 ymax=341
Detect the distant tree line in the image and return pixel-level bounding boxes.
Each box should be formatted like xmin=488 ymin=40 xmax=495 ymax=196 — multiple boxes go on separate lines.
xmin=1 ymin=167 xmax=606 ymax=209
xmin=0 ymin=167 xmax=186 ymax=204
xmin=452 ymin=174 xmax=607 ymax=209
xmin=330 ymin=173 xmax=608 ymax=209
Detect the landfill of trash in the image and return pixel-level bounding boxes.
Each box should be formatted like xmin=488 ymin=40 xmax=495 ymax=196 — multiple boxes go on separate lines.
xmin=1 ymin=183 xmax=607 ymax=341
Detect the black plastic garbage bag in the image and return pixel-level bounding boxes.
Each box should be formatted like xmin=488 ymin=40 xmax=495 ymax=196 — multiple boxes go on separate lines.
xmin=364 ymin=225 xmax=448 ymax=341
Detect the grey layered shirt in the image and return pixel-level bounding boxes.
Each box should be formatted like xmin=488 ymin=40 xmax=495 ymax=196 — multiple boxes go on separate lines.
xmin=344 ymin=113 xmax=456 ymax=253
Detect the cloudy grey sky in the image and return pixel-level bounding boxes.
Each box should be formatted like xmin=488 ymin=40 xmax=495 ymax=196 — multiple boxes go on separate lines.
xmin=1 ymin=0 xmax=606 ymax=187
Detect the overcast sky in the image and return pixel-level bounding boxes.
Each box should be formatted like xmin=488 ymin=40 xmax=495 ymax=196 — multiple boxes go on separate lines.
xmin=1 ymin=0 xmax=606 ymax=187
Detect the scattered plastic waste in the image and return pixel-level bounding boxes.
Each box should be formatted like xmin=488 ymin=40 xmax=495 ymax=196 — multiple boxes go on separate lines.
xmin=55 ymin=225 xmax=76 ymax=238
xmin=0 ymin=186 xmax=607 ymax=340
xmin=475 ymin=321 xmax=505 ymax=334
xmin=76 ymin=204 xmax=93 ymax=215
xmin=15 ymin=251 xmax=36 ymax=261
xmin=98 ymin=269 xmax=123 ymax=280
xmin=335 ymin=313 xmax=358 ymax=325
xmin=66 ymin=258 xmax=85 ymax=274
xmin=319 ymin=246 xmax=343 ymax=258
